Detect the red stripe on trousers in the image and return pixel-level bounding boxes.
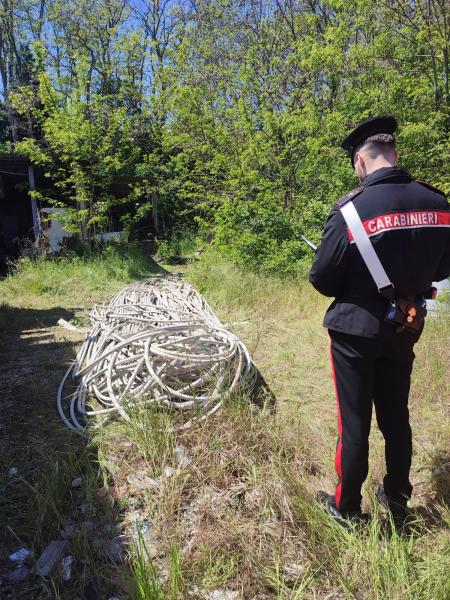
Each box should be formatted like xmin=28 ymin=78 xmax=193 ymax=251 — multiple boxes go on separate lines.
xmin=330 ymin=338 xmax=343 ymax=509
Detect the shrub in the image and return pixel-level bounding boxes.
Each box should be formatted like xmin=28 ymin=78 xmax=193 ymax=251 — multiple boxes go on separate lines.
xmin=213 ymin=194 xmax=311 ymax=277
xmin=156 ymin=226 xmax=198 ymax=264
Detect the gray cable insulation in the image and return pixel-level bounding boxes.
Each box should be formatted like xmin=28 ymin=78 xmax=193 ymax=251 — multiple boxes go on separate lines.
xmin=57 ymin=276 xmax=257 ymax=437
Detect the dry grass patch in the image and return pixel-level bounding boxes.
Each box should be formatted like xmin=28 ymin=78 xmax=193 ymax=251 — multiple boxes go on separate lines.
xmin=97 ymin=397 xmax=317 ymax=598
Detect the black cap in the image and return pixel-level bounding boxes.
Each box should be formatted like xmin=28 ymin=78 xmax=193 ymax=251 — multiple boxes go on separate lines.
xmin=341 ymin=115 xmax=397 ymax=164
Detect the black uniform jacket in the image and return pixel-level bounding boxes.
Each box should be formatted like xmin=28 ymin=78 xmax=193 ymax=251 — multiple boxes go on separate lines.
xmin=309 ymin=167 xmax=450 ymax=337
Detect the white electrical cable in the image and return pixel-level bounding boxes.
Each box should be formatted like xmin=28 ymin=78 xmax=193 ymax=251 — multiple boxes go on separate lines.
xmin=57 ymin=276 xmax=258 ymax=437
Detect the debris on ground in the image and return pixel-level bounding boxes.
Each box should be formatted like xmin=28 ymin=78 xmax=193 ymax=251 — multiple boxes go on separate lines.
xmin=57 ymin=318 xmax=79 ymax=331
xmin=57 ymin=318 xmax=90 ymax=333
xmin=174 ymin=444 xmax=191 ymax=468
xmin=129 ymin=512 xmax=160 ymax=558
xmin=57 ymin=277 xmax=258 ymax=435
xmin=283 ymin=562 xmax=306 ymax=584
xmin=7 ymin=564 xmax=30 ymax=584
xmin=60 ymin=555 xmax=74 ymax=582
xmin=35 ymin=540 xmax=68 ymax=577
xmin=9 ymin=548 xmax=31 ymax=562
xmin=188 ymin=588 xmax=243 ymax=600
xmin=164 ymin=466 xmax=174 ymax=478
xmin=206 ymin=591 xmax=242 ymax=600
xmin=126 ymin=470 xmax=159 ymax=491
xmin=92 ymin=535 xmax=128 ymax=563
xmin=59 ymin=523 xmax=79 ymax=540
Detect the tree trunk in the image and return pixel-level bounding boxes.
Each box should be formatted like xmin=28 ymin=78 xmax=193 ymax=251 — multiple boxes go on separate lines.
xmin=152 ymin=190 xmax=160 ymax=234
xmin=27 ymin=166 xmax=41 ymax=242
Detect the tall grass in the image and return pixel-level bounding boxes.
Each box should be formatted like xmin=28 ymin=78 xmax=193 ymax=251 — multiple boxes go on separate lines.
xmin=1 ymin=246 xmax=448 ymax=599
xmin=128 ymin=532 xmax=167 ymax=600
xmin=0 ymin=242 xmax=160 ymax=309
xmin=0 ymin=243 xmax=162 ymax=598
xmin=99 ymin=385 xmax=450 ymax=599
xmin=100 ymin=250 xmax=448 ymax=599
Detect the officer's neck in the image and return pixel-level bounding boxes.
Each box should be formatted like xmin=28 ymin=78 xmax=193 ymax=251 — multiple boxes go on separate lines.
xmin=358 ymin=160 xmax=397 ymax=184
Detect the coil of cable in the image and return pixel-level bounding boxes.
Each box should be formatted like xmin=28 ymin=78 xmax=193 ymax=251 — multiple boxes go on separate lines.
xmin=57 ymin=276 xmax=257 ymax=437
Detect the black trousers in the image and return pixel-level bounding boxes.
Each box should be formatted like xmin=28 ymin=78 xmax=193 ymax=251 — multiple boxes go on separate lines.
xmin=329 ymin=329 xmax=416 ymax=513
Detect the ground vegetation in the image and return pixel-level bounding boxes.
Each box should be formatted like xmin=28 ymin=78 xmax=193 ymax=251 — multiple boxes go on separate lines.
xmin=0 ymin=246 xmax=448 ymax=599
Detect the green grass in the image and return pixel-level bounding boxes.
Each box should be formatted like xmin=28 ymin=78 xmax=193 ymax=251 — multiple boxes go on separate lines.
xmin=0 ymin=242 xmax=163 ymax=312
xmin=0 ymin=245 xmax=448 ymax=599
xmin=128 ymin=532 xmax=167 ymax=600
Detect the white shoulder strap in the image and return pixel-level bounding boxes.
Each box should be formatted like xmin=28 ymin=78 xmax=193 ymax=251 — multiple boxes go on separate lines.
xmin=340 ymin=201 xmax=394 ymax=298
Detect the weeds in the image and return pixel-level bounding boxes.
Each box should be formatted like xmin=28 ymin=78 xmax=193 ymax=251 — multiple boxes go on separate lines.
xmin=128 ymin=531 xmax=166 ymax=600
xmin=156 ymin=226 xmax=198 ymax=265
xmin=0 ymin=242 xmax=162 ymax=311
xmin=1 ymin=247 xmax=448 ymax=599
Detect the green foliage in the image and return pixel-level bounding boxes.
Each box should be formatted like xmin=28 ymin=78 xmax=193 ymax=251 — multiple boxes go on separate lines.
xmin=12 ymin=68 xmax=140 ymax=241
xmin=156 ymin=226 xmax=198 ymax=264
xmin=1 ymin=0 xmax=448 ymax=267
xmin=128 ymin=536 xmax=166 ymax=600
xmin=214 ymin=194 xmax=310 ymax=276
xmin=158 ymin=0 xmax=449 ymax=272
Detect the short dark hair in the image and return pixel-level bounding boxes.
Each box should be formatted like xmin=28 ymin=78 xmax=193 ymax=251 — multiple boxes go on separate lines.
xmin=355 ymin=133 xmax=396 ymax=161
xmin=364 ymin=133 xmax=395 ymax=145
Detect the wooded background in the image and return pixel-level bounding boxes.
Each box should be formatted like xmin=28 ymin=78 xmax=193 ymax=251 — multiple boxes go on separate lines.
xmin=1 ymin=0 xmax=449 ymax=274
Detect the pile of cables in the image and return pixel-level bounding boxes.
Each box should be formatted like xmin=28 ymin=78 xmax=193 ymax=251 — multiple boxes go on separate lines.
xmin=57 ymin=276 xmax=258 ymax=437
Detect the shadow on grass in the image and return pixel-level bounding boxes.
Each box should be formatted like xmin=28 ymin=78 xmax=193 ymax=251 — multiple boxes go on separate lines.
xmin=408 ymin=449 xmax=450 ymax=531
xmin=0 ymin=304 xmax=125 ymax=598
xmin=251 ymin=368 xmax=277 ymax=411
xmin=0 ymin=305 xmax=76 ymax=582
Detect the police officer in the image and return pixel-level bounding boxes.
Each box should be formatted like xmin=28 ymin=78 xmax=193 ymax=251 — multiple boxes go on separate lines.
xmin=309 ymin=116 xmax=450 ymax=523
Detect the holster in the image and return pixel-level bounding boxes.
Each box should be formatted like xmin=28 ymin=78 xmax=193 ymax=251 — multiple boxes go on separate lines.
xmin=385 ymin=297 xmax=427 ymax=333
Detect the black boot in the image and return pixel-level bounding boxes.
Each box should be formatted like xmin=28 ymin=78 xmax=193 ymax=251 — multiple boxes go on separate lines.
xmin=316 ymin=491 xmax=369 ymax=527
xmin=375 ymin=484 xmax=408 ymax=523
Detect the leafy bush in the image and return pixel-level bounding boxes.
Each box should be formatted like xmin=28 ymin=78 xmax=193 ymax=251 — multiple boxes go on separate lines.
xmin=213 ymin=194 xmax=312 ymax=277
xmin=156 ymin=226 xmax=198 ymax=264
